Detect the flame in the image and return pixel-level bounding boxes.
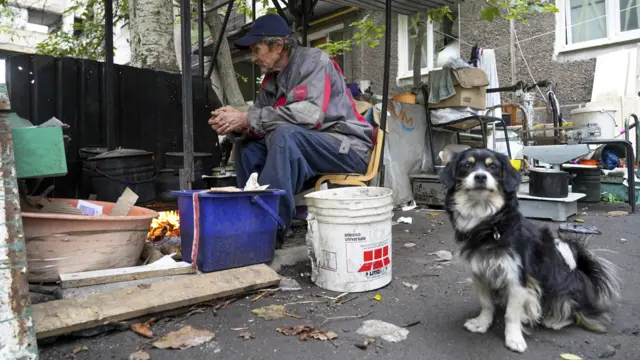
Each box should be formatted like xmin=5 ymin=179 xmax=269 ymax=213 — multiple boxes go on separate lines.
xmin=147 ymin=210 xmax=181 ymax=241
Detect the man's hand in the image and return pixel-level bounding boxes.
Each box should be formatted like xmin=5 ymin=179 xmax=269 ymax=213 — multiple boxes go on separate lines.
xmin=208 ymin=107 xmax=249 ymax=135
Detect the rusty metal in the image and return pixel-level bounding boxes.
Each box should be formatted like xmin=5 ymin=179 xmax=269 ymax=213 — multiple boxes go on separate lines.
xmin=0 ymin=110 xmax=39 ymax=359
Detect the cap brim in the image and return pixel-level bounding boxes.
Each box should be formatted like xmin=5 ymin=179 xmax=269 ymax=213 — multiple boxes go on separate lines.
xmin=234 ymin=35 xmax=261 ymax=49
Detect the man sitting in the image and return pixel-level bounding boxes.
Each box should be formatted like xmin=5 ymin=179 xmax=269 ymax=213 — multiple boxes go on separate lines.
xmin=209 ymin=14 xmax=373 ymax=247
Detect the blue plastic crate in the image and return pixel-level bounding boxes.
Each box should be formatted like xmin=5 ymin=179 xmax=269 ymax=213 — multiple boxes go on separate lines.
xmin=173 ymin=189 xmax=285 ymax=272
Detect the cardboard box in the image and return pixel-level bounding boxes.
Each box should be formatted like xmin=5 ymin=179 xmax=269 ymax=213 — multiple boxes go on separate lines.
xmin=430 ymin=68 xmax=488 ymax=110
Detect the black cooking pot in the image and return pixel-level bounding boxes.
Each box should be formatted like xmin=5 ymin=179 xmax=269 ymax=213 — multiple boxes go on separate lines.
xmin=529 ymin=168 xmax=570 ymax=198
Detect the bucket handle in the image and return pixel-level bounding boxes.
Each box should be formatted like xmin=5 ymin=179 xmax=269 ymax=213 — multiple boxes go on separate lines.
xmin=87 ymin=163 xmax=159 ymax=185
xmin=252 ymin=195 xmax=286 ymax=230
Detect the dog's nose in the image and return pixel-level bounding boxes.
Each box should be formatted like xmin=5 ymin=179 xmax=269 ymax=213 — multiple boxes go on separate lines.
xmin=474 ymin=173 xmax=487 ymax=183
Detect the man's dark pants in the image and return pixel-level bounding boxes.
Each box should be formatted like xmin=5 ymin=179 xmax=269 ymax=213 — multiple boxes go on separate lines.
xmin=234 ymin=124 xmax=368 ymax=239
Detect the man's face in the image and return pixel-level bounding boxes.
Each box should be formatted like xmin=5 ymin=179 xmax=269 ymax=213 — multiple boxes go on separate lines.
xmin=250 ymin=40 xmax=284 ymax=72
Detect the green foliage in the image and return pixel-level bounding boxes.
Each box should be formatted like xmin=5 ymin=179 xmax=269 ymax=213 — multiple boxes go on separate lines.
xmin=35 ymin=0 xmax=129 ymax=60
xmin=235 ymin=0 xmax=276 ymax=18
xmin=316 ymin=15 xmax=386 ymax=56
xmin=474 ymin=0 xmax=558 ymax=23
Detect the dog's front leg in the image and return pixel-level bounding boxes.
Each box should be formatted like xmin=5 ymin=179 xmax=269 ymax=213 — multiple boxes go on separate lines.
xmin=504 ymin=285 xmax=528 ymax=353
xmin=464 ymin=277 xmax=494 ymax=333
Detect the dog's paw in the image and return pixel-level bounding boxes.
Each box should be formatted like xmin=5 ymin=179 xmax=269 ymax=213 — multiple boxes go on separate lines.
xmin=464 ymin=317 xmax=492 ymax=333
xmin=505 ymin=333 xmax=527 ymax=353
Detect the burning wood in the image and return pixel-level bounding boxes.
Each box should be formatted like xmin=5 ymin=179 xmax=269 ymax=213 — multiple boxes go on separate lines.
xmin=147 ymin=211 xmax=180 ymax=242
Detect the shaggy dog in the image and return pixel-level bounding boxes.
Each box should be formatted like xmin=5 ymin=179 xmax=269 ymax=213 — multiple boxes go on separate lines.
xmin=439 ymin=148 xmax=620 ymax=353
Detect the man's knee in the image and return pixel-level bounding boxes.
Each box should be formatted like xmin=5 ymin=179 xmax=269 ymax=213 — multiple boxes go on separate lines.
xmin=268 ymin=125 xmax=308 ymax=149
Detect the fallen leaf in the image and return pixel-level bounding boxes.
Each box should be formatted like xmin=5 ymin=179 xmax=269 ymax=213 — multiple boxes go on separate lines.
xmin=277 ymin=325 xmax=337 ymax=341
xmin=131 ymin=323 xmax=153 ymax=338
xmin=137 ymin=283 xmax=151 ymax=289
xmin=252 ymin=304 xmax=286 ymax=320
xmin=560 ymin=353 xmax=583 ymax=360
xmin=364 ymin=338 xmax=376 ymax=345
xmin=373 ymin=294 xmax=382 ymax=301
xmin=403 ymin=242 xmax=416 ymax=248
xmin=574 ymin=218 xmax=585 ymax=223
xmin=238 ymin=331 xmax=254 ymax=340
xmin=231 ymin=327 xmax=248 ymax=331
xmin=429 ymin=250 xmax=453 ymax=262
xmin=152 ymin=326 xmax=215 ymax=349
xmin=426 ymin=212 xmax=439 ymax=216
xmin=402 ymin=282 xmax=418 ymax=290
xmin=607 ymin=210 xmax=629 ymax=217
xmin=129 ymin=351 xmax=150 ymax=360
xmin=72 ymin=346 xmax=88 ymax=355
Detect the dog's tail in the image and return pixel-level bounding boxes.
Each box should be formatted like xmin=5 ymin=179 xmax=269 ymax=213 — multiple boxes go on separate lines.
xmin=558 ymin=233 xmax=621 ymax=333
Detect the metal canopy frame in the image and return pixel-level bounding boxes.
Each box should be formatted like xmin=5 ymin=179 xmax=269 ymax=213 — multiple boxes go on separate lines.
xmin=102 ymin=0 xmax=432 ymax=189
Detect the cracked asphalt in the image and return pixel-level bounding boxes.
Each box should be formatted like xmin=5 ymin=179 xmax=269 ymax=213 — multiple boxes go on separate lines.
xmin=38 ymin=203 xmax=640 ymax=360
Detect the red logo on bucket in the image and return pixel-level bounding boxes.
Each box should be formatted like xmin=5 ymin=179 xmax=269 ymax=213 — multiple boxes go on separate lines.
xmin=358 ymin=245 xmax=390 ymax=272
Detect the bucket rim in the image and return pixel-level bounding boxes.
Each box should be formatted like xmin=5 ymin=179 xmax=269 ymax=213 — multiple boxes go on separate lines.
xmin=304 ymin=187 xmax=393 ymax=201
xmin=171 ymin=189 xmax=286 ymax=197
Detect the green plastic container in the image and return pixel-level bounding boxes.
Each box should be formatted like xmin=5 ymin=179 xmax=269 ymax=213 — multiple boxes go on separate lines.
xmin=11 ymin=125 xmax=67 ymax=179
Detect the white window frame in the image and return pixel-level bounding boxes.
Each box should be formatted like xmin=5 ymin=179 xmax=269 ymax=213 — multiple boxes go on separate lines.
xmin=397 ymin=15 xmax=438 ymax=80
xmin=556 ymin=0 xmax=640 ymax=53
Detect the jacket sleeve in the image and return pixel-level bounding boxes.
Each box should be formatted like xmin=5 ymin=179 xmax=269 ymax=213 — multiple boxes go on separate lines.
xmin=246 ymin=52 xmax=332 ymax=136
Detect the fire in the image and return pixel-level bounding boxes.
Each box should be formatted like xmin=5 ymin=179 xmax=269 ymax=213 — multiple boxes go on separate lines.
xmin=147 ymin=210 xmax=181 ymax=241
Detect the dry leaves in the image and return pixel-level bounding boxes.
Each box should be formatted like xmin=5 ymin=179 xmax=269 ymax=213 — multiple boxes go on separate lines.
xmin=607 ymin=210 xmax=629 ymax=217
xmin=251 ymin=304 xmax=299 ymax=320
xmin=277 ymin=325 xmax=338 ymax=341
xmin=238 ymin=331 xmax=254 ymax=340
xmin=560 ymin=354 xmax=583 ymax=360
xmin=402 ymin=282 xmax=418 ymax=290
xmin=71 ymin=345 xmax=88 ymax=359
xmin=130 ymin=317 xmax=156 ymax=338
xmin=129 ymin=351 xmax=150 ymax=360
xmin=252 ymin=304 xmax=286 ymax=320
xmin=153 ymin=326 xmax=215 ymax=350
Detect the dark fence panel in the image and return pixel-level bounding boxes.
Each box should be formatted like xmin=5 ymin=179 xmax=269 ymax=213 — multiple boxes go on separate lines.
xmin=6 ymin=54 xmax=222 ymax=199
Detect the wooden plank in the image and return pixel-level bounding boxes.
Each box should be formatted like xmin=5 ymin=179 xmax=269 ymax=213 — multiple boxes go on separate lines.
xmin=34 ymin=263 xmax=280 ymax=339
xmin=109 ymin=187 xmax=139 ymax=216
xmin=59 ymin=261 xmax=195 ymax=288
xmin=55 ymin=274 xmax=192 ymax=299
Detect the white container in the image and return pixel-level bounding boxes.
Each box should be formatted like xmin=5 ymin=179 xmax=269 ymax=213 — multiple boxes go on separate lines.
xmin=570 ymin=106 xmax=617 ymax=140
xmin=304 ymin=187 xmax=394 ymax=293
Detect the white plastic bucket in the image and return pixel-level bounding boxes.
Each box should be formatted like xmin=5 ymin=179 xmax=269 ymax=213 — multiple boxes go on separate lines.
xmin=304 ymin=187 xmax=394 ymax=293
xmin=570 ymin=106 xmax=617 ymax=140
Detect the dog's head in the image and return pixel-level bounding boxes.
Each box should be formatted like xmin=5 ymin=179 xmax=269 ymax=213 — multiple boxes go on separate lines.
xmin=439 ymin=148 xmax=521 ymax=196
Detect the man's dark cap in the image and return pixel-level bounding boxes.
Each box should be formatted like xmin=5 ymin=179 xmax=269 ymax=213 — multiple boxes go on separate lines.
xmin=235 ymin=14 xmax=291 ymax=49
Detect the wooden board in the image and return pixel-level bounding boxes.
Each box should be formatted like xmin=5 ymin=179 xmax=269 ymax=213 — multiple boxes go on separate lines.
xmin=59 ymin=261 xmax=195 ymax=288
xmin=34 ymin=264 xmax=280 ymax=339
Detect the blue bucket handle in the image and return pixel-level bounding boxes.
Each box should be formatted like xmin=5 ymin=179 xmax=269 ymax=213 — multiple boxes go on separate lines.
xmin=252 ymin=195 xmax=285 ymax=230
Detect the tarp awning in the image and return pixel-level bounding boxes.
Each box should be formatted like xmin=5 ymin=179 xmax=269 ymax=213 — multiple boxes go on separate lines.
xmin=321 ymin=0 xmax=457 ymax=16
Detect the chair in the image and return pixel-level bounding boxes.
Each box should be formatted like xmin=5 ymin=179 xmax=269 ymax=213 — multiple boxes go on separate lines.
xmin=314 ymin=128 xmax=385 ymax=191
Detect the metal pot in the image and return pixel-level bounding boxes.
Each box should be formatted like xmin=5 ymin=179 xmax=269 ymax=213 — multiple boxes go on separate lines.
xmin=529 ymin=168 xmax=570 ymax=198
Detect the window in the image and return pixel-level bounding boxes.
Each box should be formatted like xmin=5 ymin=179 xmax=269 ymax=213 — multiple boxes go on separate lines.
xmin=558 ymin=0 xmax=640 ymax=51
xmin=397 ymin=13 xmax=458 ymax=80
xmin=308 ymin=23 xmax=345 ymax=71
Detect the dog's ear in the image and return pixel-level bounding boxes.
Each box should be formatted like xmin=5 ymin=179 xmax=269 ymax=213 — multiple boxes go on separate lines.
xmin=497 ymin=153 xmax=521 ymax=193
xmin=439 ymin=151 xmax=461 ymax=190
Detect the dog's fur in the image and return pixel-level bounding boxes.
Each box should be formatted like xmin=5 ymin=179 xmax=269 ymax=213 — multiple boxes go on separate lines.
xmin=439 ymin=148 xmax=620 ymax=353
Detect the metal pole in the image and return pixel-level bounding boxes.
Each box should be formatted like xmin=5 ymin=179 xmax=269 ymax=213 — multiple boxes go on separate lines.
xmin=301 ymin=0 xmax=308 ymax=46
xmin=180 ymin=0 xmax=194 ymax=190
xmin=0 ymin=110 xmax=39 ymax=360
xmin=251 ymin=0 xmax=256 ymax=101
xmin=509 ymin=19 xmax=517 ymax=105
xmin=198 ymin=0 xmax=205 ymax=80
xmin=105 ymin=0 xmax=115 ymax=150
xmin=206 ymin=0 xmax=234 ymax=80
xmin=376 ymin=0 xmax=392 ymax=186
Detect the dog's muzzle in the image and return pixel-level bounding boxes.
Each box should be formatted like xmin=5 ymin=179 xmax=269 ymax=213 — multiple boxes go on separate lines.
xmin=463 ymin=170 xmax=496 ymax=191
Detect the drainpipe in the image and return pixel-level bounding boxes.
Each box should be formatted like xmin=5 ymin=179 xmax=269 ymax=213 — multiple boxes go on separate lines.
xmin=0 ymin=110 xmax=39 ymax=359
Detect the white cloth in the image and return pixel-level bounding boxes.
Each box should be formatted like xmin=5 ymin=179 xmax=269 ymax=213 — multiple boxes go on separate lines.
xmin=477 ymin=49 xmax=502 ymax=119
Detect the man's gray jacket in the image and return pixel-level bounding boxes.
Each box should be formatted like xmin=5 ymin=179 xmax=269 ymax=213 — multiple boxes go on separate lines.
xmin=245 ymin=47 xmax=374 ymax=162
